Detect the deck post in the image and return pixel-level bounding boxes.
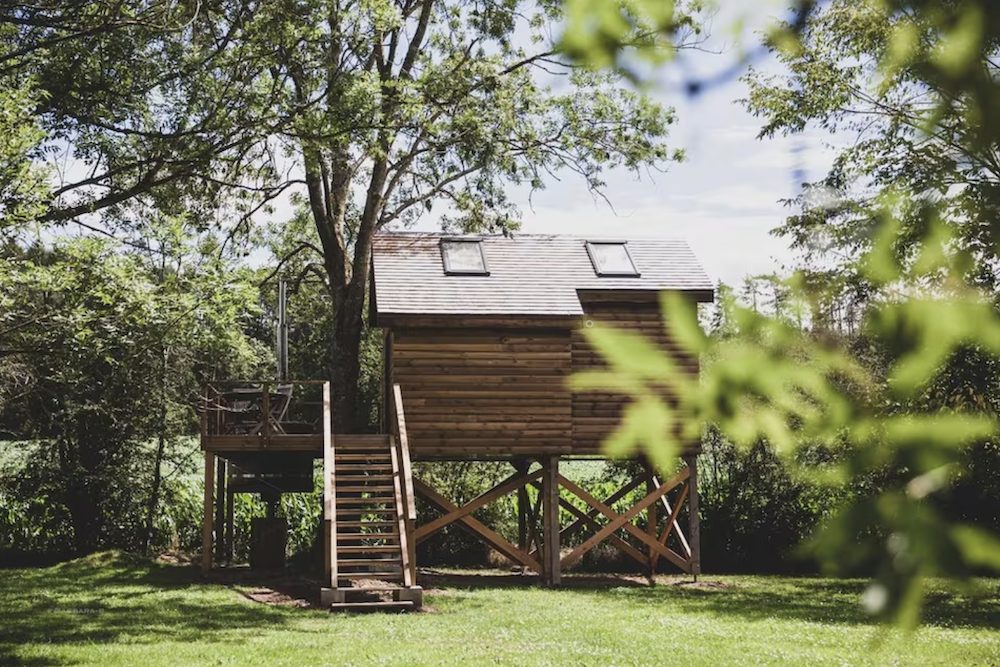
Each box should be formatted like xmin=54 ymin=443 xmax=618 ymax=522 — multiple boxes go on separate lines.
xmin=541 ymin=455 xmax=561 ymax=586
xmin=646 ymin=471 xmax=658 ymax=577
xmin=214 ymin=457 xmax=226 ymax=564
xmin=225 ymin=481 xmax=235 ymax=564
xmin=322 ymin=382 xmax=337 ymax=588
xmin=201 ymin=449 xmax=215 ymax=571
xmin=684 ymin=454 xmax=701 ymax=578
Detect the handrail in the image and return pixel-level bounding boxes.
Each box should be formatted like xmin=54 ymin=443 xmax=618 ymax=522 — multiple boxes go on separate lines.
xmin=389 ymin=435 xmax=413 ymax=587
xmin=392 ymin=384 xmax=417 ymax=585
xmin=322 ymin=382 xmax=337 ymax=588
xmin=392 ymin=384 xmax=417 ymax=522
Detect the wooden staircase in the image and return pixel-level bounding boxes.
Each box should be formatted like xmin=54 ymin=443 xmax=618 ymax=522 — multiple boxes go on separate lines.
xmin=320 ymin=386 xmax=421 ymax=611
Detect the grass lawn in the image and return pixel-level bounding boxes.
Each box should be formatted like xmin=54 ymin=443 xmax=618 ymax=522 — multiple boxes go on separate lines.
xmin=1 ymin=553 xmax=998 ymax=666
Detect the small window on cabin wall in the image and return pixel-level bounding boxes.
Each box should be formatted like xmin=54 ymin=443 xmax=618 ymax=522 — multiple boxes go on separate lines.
xmin=440 ymin=239 xmax=489 ymax=275
xmin=586 ymin=241 xmax=640 ymax=277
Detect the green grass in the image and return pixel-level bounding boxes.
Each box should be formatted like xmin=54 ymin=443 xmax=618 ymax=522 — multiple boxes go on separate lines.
xmin=1 ymin=553 xmax=998 ymax=666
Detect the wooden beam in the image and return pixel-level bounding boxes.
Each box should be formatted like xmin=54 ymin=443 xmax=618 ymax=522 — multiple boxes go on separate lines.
xmin=393 ymin=384 xmax=417 ymax=523
xmin=389 ymin=436 xmax=413 ymax=587
xmin=414 ymin=468 xmax=542 ymax=542
xmin=413 ymin=477 xmax=541 ymax=572
xmin=651 ymin=482 xmax=688 ymax=571
xmin=393 ymin=384 xmax=418 ymax=585
xmin=541 ymin=456 xmax=561 ymax=586
xmin=684 ymin=454 xmax=701 ymax=577
xmin=201 ymin=450 xmax=215 ymax=571
xmin=559 ymin=472 xmax=690 ymax=571
xmin=646 ymin=475 xmax=657 ymax=576
xmin=529 ymin=481 xmax=648 ymax=569
xmin=322 ymin=382 xmax=337 ymax=587
xmin=558 ymin=472 xmax=649 ymax=545
xmin=214 ymin=457 xmax=226 ymax=563
xmin=225 ymin=485 xmax=234 ymax=564
xmin=653 ymin=475 xmax=692 ymax=559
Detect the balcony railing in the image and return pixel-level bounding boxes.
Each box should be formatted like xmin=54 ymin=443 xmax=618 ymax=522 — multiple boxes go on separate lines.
xmin=200 ymin=380 xmax=329 ymax=452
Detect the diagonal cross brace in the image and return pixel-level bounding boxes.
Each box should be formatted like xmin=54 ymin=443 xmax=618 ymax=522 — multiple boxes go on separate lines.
xmin=559 ymin=470 xmax=691 ymax=572
xmin=413 ymin=477 xmax=542 ymax=572
xmin=414 ymin=469 xmax=542 ymax=542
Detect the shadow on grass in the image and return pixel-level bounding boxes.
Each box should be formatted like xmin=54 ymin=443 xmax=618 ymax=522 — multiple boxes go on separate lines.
xmin=420 ymin=568 xmax=1000 ymax=630
xmin=2 ymin=554 xmax=997 ymax=666
xmin=0 ymin=552 xmax=326 ymax=666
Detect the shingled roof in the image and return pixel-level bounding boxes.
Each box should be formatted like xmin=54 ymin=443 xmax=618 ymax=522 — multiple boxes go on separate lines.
xmin=371 ymin=232 xmax=714 ymax=319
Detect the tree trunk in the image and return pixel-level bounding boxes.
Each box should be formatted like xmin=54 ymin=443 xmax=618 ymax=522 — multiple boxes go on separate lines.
xmin=143 ymin=429 xmax=166 ymax=553
xmin=329 ymin=251 xmax=372 ymax=432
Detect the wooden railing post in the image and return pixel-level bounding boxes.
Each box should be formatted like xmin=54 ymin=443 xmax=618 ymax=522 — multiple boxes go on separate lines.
xmin=393 ymin=384 xmax=418 ymax=585
xmin=322 ymin=382 xmax=337 ymax=588
xmin=261 ymin=381 xmax=271 ymax=448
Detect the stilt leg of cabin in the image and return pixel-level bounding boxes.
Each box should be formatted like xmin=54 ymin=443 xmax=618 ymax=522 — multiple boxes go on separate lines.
xmin=201 ymin=450 xmax=215 ymax=571
xmin=214 ymin=457 xmax=226 ymax=564
xmin=684 ymin=454 xmax=701 ymax=578
xmin=515 ymin=459 xmax=530 ymax=551
xmin=646 ymin=474 xmax=658 ymax=578
xmin=541 ymin=456 xmax=561 ymax=587
xmin=225 ymin=485 xmax=235 ymax=564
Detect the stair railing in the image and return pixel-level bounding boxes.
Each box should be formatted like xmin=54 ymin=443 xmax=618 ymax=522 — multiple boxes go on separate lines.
xmin=322 ymin=381 xmax=337 ymax=588
xmin=392 ymin=384 xmax=418 ymax=586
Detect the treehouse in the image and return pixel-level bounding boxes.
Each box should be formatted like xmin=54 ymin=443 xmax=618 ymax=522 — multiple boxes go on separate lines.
xmin=200 ymin=232 xmax=713 ymax=611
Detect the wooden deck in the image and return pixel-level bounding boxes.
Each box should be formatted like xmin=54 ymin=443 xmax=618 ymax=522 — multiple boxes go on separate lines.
xmin=200 ymin=380 xmax=327 ymax=455
xmin=202 ymin=433 xmax=323 ymax=453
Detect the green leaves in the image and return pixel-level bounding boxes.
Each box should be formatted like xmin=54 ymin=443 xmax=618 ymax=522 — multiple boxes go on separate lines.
xmin=557 ymin=0 xmax=696 ymax=75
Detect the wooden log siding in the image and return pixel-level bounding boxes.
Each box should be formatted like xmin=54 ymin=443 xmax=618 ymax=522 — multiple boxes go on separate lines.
xmin=391 ymin=328 xmax=573 ymax=457
xmin=572 ymin=302 xmax=701 ymax=455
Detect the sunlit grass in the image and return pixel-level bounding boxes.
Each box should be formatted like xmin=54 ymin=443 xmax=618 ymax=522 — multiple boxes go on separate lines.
xmin=0 ymin=553 xmax=997 ymax=666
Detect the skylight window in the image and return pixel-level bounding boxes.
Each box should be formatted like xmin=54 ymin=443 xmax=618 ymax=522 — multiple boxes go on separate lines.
xmin=440 ymin=239 xmax=489 ymax=275
xmin=586 ymin=241 xmax=639 ymax=277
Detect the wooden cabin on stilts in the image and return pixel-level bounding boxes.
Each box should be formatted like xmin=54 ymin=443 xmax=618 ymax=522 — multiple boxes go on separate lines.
xmin=199 ymin=232 xmax=713 ymax=611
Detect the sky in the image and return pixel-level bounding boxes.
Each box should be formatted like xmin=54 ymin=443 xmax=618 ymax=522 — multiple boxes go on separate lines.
xmin=397 ymin=3 xmax=845 ymax=288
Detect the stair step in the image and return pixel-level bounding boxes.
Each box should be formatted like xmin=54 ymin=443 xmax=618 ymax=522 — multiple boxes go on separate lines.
xmin=334 ymin=485 xmax=395 ymax=493
xmin=335 ymin=508 xmax=396 ymax=516
xmin=337 ymin=545 xmax=400 ymax=554
xmin=335 ymin=454 xmax=391 ymax=461
xmin=333 ymin=434 xmax=391 ymax=444
xmin=336 ymin=533 xmax=399 ymax=541
xmin=335 ymin=474 xmax=394 ymax=482
xmin=338 ymin=558 xmax=402 ymax=566
xmin=336 ymin=464 xmax=392 ymax=472
xmin=336 ymin=520 xmax=396 ymax=528
xmin=336 ymin=496 xmax=394 ymax=506
xmin=329 ymin=600 xmax=413 ymax=612
xmin=338 ymin=572 xmax=404 ymax=580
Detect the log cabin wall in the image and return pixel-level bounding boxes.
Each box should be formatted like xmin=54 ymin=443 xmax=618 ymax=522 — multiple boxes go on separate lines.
xmin=390 ymin=326 xmax=573 ymax=459
xmin=571 ymin=299 xmax=701 ymax=455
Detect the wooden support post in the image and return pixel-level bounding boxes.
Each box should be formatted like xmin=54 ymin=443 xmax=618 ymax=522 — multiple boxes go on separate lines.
xmin=201 ymin=450 xmax=215 ymax=571
xmin=225 ymin=484 xmax=235 ymax=564
xmin=214 ymin=457 xmax=226 ymax=564
xmin=541 ymin=456 xmax=561 ymax=587
xmin=515 ymin=460 xmax=529 ymax=551
xmin=684 ymin=454 xmax=701 ymax=579
xmin=322 ymin=382 xmax=337 ymax=588
xmin=646 ymin=474 xmax=658 ymax=577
